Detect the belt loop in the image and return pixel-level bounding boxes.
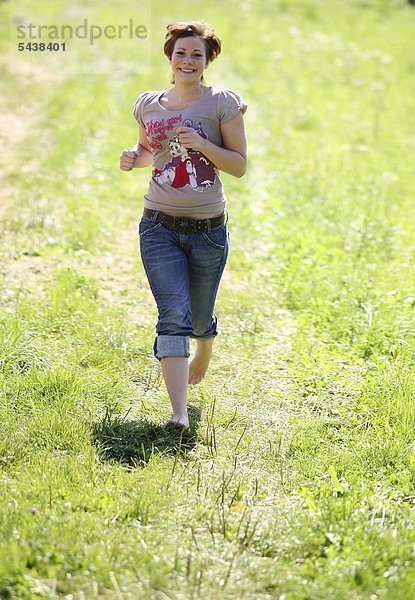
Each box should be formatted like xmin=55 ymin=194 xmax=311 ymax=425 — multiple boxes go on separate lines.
xmin=152 ymin=210 xmax=159 ymax=223
xmin=207 ymin=218 xmax=212 ymax=233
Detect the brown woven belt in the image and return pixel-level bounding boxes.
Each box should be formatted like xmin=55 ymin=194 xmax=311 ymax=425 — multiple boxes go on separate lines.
xmin=143 ymin=208 xmax=226 ymax=233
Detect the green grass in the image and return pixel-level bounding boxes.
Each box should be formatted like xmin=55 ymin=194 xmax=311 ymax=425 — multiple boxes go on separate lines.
xmin=1 ymin=0 xmax=415 ymax=597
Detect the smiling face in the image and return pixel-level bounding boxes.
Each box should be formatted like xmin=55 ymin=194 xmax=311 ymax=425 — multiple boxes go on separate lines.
xmin=170 ymin=36 xmax=207 ymax=83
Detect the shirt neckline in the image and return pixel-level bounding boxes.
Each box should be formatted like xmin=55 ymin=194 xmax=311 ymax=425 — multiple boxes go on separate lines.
xmin=156 ymin=86 xmax=212 ymax=112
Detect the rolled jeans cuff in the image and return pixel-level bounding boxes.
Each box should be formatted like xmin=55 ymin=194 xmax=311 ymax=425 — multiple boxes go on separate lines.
xmin=154 ymin=335 xmax=190 ymax=360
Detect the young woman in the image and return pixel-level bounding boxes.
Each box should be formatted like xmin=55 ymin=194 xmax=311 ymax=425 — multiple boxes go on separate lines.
xmin=120 ymin=21 xmax=247 ymax=430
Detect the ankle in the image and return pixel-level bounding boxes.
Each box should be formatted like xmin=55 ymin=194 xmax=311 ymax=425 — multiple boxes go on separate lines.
xmin=172 ymin=411 xmax=188 ymax=420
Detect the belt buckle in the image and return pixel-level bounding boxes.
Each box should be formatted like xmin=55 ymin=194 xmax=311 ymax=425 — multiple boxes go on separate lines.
xmin=188 ymin=219 xmax=198 ymax=233
xmin=177 ymin=217 xmax=196 ymax=232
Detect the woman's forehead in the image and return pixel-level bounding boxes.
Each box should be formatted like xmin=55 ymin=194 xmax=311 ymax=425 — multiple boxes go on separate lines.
xmin=174 ymin=37 xmax=205 ymax=52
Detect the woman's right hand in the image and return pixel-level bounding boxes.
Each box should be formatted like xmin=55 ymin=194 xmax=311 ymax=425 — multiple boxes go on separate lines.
xmin=120 ymin=149 xmax=139 ymax=171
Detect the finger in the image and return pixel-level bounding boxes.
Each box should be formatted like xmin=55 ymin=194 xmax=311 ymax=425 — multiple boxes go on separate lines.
xmin=120 ymin=160 xmax=134 ymax=169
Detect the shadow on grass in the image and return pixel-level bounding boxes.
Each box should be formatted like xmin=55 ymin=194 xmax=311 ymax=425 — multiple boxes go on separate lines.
xmin=92 ymin=404 xmax=202 ymax=467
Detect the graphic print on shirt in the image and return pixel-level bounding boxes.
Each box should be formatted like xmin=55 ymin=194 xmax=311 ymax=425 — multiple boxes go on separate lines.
xmin=147 ymin=118 xmax=217 ymax=192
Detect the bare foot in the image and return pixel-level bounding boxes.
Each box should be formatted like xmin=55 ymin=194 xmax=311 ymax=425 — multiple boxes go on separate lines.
xmin=166 ymin=417 xmax=189 ymax=431
xmin=188 ymin=339 xmax=214 ymax=385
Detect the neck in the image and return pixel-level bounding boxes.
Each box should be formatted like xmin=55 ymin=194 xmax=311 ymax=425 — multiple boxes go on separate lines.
xmin=172 ymin=82 xmax=205 ymax=100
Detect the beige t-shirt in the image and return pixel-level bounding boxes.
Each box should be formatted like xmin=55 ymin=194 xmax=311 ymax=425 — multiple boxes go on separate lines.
xmin=133 ymin=85 xmax=247 ymax=218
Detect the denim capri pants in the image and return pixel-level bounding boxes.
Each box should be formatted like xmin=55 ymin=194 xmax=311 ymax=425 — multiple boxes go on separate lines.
xmin=139 ymin=212 xmax=229 ymax=360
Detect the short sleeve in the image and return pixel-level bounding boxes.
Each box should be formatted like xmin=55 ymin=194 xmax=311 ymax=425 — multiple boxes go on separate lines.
xmin=218 ymin=89 xmax=247 ymax=124
xmin=132 ymin=92 xmax=148 ymax=128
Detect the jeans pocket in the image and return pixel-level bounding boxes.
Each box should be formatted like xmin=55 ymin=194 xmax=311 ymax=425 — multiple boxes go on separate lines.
xmin=202 ymin=224 xmax=228 ymax=250
xmin=139 ymin=218 xmax=163 ymax=239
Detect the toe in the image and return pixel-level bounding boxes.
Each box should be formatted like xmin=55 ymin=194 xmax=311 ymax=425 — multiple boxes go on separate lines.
xmin=166 ymin=420 xmax=189 ymax=431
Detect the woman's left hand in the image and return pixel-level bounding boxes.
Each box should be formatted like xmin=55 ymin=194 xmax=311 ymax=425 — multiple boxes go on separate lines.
xmin=175 ymin=127 xmax=206 ymax=152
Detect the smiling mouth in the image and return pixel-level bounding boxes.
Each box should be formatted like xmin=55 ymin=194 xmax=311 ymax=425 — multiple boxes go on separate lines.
xmin=179 ymin=68 xmax=196 ymax=73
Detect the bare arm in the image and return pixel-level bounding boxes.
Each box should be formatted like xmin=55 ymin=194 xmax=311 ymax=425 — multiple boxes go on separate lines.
xmin=120 ymin=125 xmax=153 ymax=171
xmin=175 ymin=111 xmax=247 ymax=178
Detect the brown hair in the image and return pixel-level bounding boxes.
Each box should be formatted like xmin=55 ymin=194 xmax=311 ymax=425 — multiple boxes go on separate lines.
xmin=164 ymin=21 xmax=222 ymax=84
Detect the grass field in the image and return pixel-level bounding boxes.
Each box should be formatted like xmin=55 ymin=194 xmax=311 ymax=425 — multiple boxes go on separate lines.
xmin=1 ymin=0 xmax=415 ymax=598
